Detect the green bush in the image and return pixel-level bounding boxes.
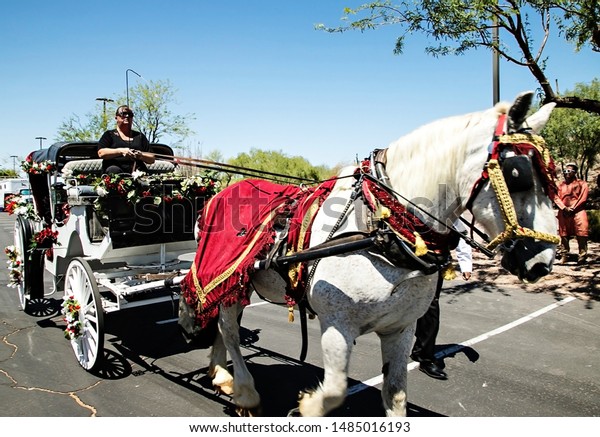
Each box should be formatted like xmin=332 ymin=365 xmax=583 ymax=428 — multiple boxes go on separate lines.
xmin=588 ymin=210 xmax=600 ymax=242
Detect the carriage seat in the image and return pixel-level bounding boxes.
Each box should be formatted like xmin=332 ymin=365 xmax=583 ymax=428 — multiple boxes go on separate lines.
xmin=61 ymin=158 xmax=175 ymax=177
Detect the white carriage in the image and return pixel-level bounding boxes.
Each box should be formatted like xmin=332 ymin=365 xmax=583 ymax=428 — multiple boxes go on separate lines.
xmin=12 ymin=142 xmax=216 ymax=371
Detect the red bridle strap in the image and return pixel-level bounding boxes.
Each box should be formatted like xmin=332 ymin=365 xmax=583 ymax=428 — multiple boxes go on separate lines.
xmin=465 ymin=114 xmax=507 ymax=211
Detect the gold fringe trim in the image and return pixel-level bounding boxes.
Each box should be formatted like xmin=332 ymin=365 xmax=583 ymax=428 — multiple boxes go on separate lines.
xmin=413 ymin=232 xmax=428 ymax=257
xmin=442 ymin=263 xmax=457 ymax=281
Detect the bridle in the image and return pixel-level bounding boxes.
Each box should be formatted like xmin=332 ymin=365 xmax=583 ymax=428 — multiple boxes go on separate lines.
xmin=466 ymin=114 xmax=560 ymax=251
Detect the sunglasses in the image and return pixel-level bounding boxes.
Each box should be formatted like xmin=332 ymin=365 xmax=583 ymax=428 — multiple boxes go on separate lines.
xmin=563 ymin=170 xmax=575 ymax=174
xmin=117 ymin=111 xmax=134 ymax=118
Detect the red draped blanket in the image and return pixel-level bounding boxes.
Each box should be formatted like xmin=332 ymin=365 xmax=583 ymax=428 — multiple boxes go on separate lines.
xmin=180 ymin=178 xmax=336 ymax=330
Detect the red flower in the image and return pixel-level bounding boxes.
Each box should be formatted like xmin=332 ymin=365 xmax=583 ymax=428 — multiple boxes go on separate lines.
xmin=34 ymin=227 xmax=59 ymax=244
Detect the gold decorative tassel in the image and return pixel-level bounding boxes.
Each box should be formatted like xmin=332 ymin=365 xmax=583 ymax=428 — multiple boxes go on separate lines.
xmin=413 ymin=232 xmax=428 ymax=257
xmin=379 ymin=206 xmax=391 ymax=219
xmin=442 ymin=263 xmax=457 ymax=281
xmin=288 ymin=306 xmax=294 ymax=323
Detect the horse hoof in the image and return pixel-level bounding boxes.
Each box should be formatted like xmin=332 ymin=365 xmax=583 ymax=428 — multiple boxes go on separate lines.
xmin=236 ymin=406 xmax=262 ymax=417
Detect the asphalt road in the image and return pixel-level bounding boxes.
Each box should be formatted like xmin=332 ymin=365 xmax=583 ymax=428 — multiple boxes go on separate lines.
xmin=0 ymin=211 xmax=599 ymax=418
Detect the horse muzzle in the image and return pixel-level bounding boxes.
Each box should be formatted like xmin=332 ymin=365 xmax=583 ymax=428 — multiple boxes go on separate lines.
xmin=500 ymin=239 xmax=555 ymax=283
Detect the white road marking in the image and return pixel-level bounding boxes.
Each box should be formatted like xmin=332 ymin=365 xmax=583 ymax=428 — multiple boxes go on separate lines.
xmin=347 ymin=295 xmax=577 ymax=395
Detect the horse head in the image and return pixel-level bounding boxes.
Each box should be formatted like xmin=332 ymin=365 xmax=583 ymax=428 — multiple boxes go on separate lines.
xmin=385 ymin=91 xmax=558 ymax=284
xmin=468 ymin=92 xmax=558 ymax=283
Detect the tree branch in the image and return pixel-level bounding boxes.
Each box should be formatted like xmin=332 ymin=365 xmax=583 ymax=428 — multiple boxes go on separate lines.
xmin=552 ymin=95 xmax=600 ymax=113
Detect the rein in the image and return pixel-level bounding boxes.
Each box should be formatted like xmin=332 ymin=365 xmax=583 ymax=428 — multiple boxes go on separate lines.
xmin=466 ymin=116 xmax=560 ymax=251
xmin=150 ymin=152 xmax=323 ymax=185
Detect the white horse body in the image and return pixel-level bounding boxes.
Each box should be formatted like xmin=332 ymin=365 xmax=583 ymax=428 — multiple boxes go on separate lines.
xmin=205 ymin=92 xmax=558 ymax=416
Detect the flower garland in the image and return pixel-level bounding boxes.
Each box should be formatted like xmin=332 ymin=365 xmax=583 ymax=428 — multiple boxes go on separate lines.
xmin=4 ymin=194 xmax=37 ymax=220
xmin=180 ymin=174 xmax=218 ymax=198
xmin=62 ymin=170 xmax=94 ymax=185
xmin=4 ymin=245 xmax=22 ymax=287
xmin=61 ymin=295 xmax=83 ymax=340
xmin=21 ymin=157 xmax=55 ymax=175
xmin=91 ymin=171 xmax=220 ymax=220
xmin=29 ymin=227 xmax=60 ymax=260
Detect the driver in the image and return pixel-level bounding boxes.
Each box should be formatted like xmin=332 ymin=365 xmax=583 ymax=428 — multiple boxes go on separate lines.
xmin=97 ymin=105 xmax=155 ymax=174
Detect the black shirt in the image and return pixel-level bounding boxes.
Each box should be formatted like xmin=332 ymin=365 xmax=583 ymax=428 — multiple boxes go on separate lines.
xmin=98 ymin=129 xmax=150 ymax=173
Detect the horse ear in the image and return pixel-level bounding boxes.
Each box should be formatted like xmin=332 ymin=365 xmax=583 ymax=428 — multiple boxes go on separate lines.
xmin=523 ymin=102 xmax=557 ymax=134
xmin=507 ymin=91 xmax=534 ymax=133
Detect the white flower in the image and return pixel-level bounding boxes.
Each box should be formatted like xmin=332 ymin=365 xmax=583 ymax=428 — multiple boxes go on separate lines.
xmin=14 ymin=206 xmax=28 ymax=216
xmin=132 ymin=170 xmax=145 ymax=180
xmin=62 ymin=168 xmax=73 ymax=179
xmin=96 ymin=187 xmax=108 ymax=197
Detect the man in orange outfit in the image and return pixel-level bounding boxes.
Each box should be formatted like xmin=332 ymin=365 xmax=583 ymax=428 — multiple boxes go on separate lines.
xmin=554 ymin=163 xmax=589 ymax=265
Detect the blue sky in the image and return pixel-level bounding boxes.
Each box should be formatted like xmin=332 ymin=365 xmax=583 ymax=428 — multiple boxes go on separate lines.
xmin=1 ymin=1 xmax=597 ymax=170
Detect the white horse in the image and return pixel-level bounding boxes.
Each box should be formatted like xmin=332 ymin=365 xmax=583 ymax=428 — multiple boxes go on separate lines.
xmin=203 ymin=91 xmax=558 ymax=416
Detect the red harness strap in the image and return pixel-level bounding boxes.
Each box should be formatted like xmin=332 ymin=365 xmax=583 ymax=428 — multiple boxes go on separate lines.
xmin=465 ymin=114 xmax=507 ymax=211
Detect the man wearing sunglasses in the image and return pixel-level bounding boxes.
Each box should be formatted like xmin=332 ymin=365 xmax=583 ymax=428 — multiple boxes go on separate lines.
xmin=98 ymin=105 xmax=155 ymax=174
xmin=554 ymin=163 xmax=589 ymax=265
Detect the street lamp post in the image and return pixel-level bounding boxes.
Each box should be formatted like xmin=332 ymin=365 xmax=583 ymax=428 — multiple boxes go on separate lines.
xmin=125 ymin=69 xmax=141 ymax=108
xmin=492 ymin=17 xmax=500 ymax=105
xmin=35 ymin=136 xmax=47 ymax=150
xmin=96 ymin=97 xmax=115 ymax=130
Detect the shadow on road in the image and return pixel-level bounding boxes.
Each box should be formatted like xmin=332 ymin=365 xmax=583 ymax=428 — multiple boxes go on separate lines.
xmin=81 ymin=308 xmax=444 ymax=417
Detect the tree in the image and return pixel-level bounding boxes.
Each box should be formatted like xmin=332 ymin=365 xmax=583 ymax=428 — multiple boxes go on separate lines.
xmin=127 ymin=79 xmax=194 ymax=144
xmin=56 ymin=79 xmax=194 ymax=145
xmin=318 ymin=1 xmax=600 ymax=113
xmin=542 ymin=79 xmax=600 ymax=180
xmin=56 ymin=112 xmax=105 ymax=142
xmin=0 ymin=169 xmax=19 ymax=178
xmin=226 ymin=148 xmax=334 ymax=186
xmin=560 ymin=0 xmax=600 ymax=52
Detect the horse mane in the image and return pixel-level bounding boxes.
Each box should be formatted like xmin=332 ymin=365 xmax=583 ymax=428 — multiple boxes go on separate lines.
xmin=384 ymin=102 xmax=510 ymax=214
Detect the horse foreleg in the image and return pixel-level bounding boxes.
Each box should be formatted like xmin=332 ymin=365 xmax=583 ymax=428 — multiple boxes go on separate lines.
xmin=377 ymin=326 xmax=414 ymax=417
xmin=218 ymin=304 xmax=261 ymax=416
xmin=299 ymin=325 xmax=353 ymax=416
xmin=209 ymin=329 xmax=234 ymax=396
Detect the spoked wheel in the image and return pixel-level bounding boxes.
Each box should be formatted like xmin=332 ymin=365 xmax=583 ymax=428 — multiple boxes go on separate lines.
xmin=63 ymin=258 xmax=105 ymax=372
xmin=13 ymin=216 xmax=45 ymax=311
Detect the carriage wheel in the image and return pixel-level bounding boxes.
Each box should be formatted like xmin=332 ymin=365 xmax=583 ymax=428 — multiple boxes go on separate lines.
xmin=13 ymin=216 xmax=45 ymax=311
xmin=63 ymin=258 xmax=105 ymax=372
